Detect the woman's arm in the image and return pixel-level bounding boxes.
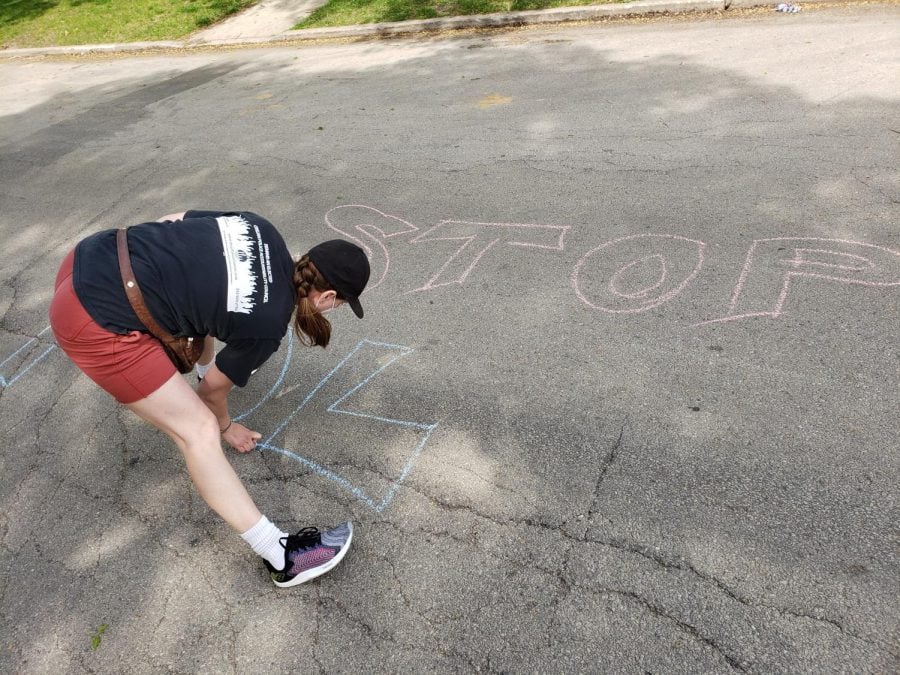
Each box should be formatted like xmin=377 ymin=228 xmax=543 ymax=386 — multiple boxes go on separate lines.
xmin=196 ymin=365 xmax=232 ymax=428
xmin=156 ymin=212 xmax=186 ymax=222
xmin=197 ymin=365 xmax=261 ymax=452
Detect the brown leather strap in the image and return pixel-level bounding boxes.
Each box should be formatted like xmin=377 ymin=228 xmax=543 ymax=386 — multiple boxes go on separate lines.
xmin=116 ymin=228 xmax=178 ymax=345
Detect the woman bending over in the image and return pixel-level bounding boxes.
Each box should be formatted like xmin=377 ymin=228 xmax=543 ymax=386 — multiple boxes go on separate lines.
xmin=49 ymin=210 xmax=370 ymax=587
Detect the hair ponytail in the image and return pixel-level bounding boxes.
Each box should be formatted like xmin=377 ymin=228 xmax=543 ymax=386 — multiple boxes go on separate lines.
xmin=293 ymin=255 xmax=332 ymax=348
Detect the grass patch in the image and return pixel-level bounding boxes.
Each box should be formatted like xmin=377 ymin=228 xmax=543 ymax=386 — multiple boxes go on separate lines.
xmin=90 ymin=623 xmax=108 ymax=651
xmin=0 ymin=0 xmax=256 ymax=48
xmin=296 ymin=0 xmax=625 ymax=28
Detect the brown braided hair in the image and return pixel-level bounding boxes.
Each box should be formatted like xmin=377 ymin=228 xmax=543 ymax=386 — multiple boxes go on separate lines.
xmin=292 ymin=255 xmax=333 ymax=348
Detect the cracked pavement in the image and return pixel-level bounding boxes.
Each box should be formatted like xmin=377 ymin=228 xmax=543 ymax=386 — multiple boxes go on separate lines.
xmin=1 ymin=5 xmax=898 ymax=672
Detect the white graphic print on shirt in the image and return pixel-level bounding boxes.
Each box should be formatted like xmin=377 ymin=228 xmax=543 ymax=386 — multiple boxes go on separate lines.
xmin=218 ymin=215 xmax=260 ymax=314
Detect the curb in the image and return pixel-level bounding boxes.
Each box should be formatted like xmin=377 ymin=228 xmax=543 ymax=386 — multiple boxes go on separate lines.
xmin=275 ymin=0 xmax=723 ymax=40
xmin=0 ymin=0 xmax=834 ymax=58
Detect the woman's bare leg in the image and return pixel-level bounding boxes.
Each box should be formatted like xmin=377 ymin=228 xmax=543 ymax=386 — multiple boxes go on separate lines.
xmin=127 ymin=371 xmax=261 ymax=533
xmin=127 ymin=371 xmax=354 ymax=586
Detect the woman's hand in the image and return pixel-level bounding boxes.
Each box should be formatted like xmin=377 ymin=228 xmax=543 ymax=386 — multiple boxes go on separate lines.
xmin=222 ymin=422 xmax=262 ymax=453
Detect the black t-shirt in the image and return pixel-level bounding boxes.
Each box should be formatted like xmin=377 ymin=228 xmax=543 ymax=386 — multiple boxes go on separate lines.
xmin=73 ymin=210 xmax=296 ymax=387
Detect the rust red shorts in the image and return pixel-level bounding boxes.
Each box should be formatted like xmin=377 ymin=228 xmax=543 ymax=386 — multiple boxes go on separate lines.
xmin=49 ymin=249 xmax=176 ymax=404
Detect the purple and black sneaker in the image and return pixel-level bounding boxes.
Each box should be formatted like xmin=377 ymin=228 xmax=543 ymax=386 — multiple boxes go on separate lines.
xmin=265 ymin=522 xmax=353 ymax=588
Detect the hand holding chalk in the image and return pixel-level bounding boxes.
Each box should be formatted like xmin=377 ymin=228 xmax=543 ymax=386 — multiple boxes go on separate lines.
xmin=223 ymin=422 xmax=262 ymax=454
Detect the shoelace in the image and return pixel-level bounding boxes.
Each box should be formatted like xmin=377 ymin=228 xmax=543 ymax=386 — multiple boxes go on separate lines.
xmin=281 ymin=527 xmax=321 ymax=552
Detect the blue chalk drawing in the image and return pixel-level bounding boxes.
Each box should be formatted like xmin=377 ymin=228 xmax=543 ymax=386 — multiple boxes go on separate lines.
xmin=233 ymin=329 xmax=295 ymax=422
xmin=258 ymin=338 xmax=437 ymax=512
xmin=1 ymin=324 xmax=435 ymax=512
xmin=0 ymin=326 xmax=56 ymax=390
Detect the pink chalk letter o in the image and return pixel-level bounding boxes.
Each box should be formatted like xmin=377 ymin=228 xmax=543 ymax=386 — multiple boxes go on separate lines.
xmin=572 ymin=234 xmax=706 ymax=313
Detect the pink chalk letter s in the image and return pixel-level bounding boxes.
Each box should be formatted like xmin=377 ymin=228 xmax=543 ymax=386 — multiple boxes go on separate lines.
xmin=325 ymin=205 xmax=419 ymax=292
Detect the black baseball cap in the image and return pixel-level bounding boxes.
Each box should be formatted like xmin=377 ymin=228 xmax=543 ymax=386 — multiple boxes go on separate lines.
xmin=307 ymin=239 xmax=370 ymax=318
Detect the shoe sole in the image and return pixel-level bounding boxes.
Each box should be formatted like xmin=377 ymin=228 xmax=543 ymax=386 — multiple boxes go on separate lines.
xmin=273 ymin=523 xmax=354 ymax=588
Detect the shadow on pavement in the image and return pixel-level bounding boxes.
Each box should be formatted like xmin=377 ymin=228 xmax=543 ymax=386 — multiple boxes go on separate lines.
xmin=0 ymin=23 xmax=897 ymax=670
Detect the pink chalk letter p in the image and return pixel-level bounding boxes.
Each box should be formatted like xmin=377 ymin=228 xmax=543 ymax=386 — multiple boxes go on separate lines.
xmin=704 ymin=237 xmax=900 ymax=323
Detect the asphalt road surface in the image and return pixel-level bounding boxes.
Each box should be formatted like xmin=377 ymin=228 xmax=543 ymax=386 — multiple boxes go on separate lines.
xmin=0 ymin=5 xmax=897 ymax=672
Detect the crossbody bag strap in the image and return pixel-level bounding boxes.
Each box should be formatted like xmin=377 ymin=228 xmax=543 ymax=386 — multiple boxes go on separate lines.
xmin=116 ymin=227 xmax=178 ymax=345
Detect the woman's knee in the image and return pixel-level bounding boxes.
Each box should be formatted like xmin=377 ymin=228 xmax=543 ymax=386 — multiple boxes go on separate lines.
xmin=180 ymin=409 xmax=221 ymax=449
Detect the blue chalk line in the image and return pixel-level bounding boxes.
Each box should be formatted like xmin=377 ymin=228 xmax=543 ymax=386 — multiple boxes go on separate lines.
xmin=0 ymin=326 xmax=57 ymax=389
xmin=234 ymin=329 xmax=294 ymax=422
xmin=256 ymin=339 xmax=437 ymax=511
xmin=0 ymin=325 xmax=437 ymax=511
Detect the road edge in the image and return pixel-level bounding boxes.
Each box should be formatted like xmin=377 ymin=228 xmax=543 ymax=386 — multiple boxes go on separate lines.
xmin=0 ymin=0 xmax=856 ymax=58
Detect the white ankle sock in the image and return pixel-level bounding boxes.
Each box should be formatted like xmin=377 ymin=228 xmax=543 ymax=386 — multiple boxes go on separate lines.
xmin=241 ymin=515 xmax=288 ymax=570
xmin=196 ymin=359 xmax=213 ymax=379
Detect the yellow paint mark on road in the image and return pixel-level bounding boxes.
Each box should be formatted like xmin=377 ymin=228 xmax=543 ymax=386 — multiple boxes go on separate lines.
xmin=238 ymin=103 xmax=287 ymax=116
xmin=254 ymin=92 xmax=273 ymax=100
xmin=477 ymin=93 xmax=512 ymax=108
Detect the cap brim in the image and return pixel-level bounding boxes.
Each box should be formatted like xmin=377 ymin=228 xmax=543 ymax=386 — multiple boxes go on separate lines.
xmin=348 ymin=297 xmax=364 ymax=319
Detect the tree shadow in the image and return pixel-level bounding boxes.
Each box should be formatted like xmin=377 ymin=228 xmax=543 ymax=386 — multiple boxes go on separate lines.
xmin=1 ymin=0 xmax=255 ymax=47
xmin=0 ymin=1 xmax=58 ymax=30
xmin=0 ymin=0 xmax=118 ymax=31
